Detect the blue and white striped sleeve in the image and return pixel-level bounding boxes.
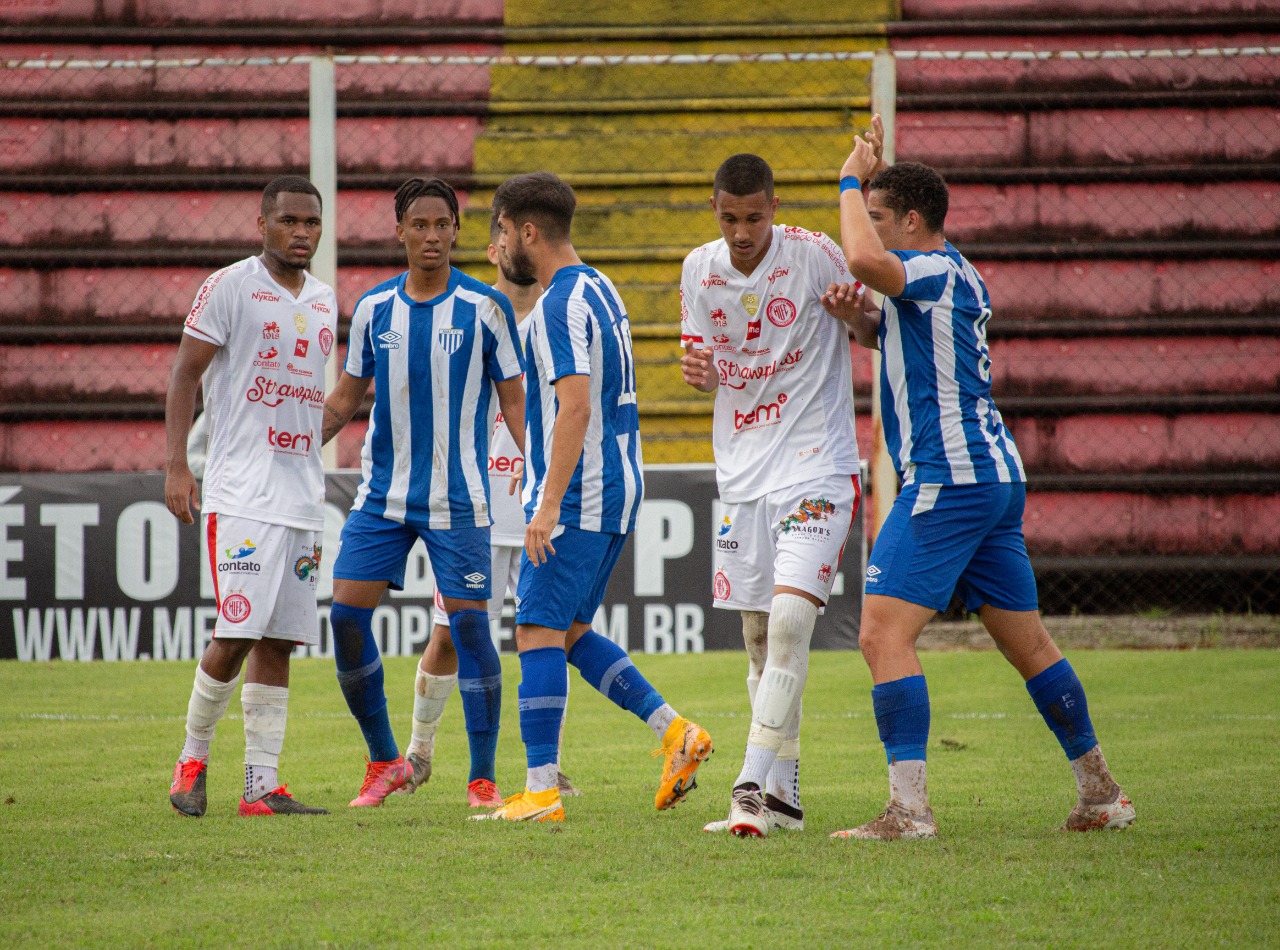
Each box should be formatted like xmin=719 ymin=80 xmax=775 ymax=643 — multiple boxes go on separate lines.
xmin=344 ymin=297 xmax=376 ymax=378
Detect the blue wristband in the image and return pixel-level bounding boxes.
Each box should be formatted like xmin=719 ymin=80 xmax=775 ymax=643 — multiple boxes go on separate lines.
xmin=840 ymin=175 xmax=861 ymax=193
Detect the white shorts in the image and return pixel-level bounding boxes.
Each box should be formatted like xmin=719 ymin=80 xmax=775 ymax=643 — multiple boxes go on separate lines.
xmin=433 ymin=543 xmax=522 ymax=628
xmin=713 ymin=472 xmax=861 ymax=613
xmin=206 ymin=513 xmax=322 ymax=644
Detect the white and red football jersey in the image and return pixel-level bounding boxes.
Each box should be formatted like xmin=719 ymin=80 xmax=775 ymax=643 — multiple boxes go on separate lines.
xmin=680 ymin=225 xmax=860 ymax=503
xmin=183 ymin=255 xmax=338 ymax=530
xmin=485 ymin=317 xmax=531 ymax=546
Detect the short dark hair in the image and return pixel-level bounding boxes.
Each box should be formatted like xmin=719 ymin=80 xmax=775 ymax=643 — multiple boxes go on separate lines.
xmin=867 ymin=162 xmax=949 ymax=233
xmin=491 ymin=172 xmax=576 ymax=243
xmin=395 ymin=177 xmax=460 ymax=226
xmin=261 ymin=176 xmax=321 ymax=216
xmin=713 ymin=154 xmax=774 ymax=199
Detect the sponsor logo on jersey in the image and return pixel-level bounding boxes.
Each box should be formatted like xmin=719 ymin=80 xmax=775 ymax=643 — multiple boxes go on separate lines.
xmin=717 ymin=347 xmax=804 ymax=389
xmin=252 ymin=289 xmax=281 ymax=303
xmin=701 ymin=273 xmax=728 ymax=288
xmin=285 ymin=362 xmax=313 ymax=377
xmin=221 ymin=593 xmax=251 ymax=623
xmin=766 ymin=297 xmax=797 ymax=328
xmin=246 ymin=377 xmax=325 ymax=408
xmin=294 ymin=338 xmax=309 ymax=358
xmin=253 ymin=346 xmax=280 ymax=369
xmin=710 ymin=308 xmax=728 ymax=328
xmin=716 ymin=515 xmax=737 ymax=551
xmin=293 ymin=313 xmax=307 ymax=335
xmin=712 ymin=334 xmax=730 ymax=344
xmin=741 ymin=345 xmax=771 ymax=356
xmin=227 ymin=539 xmax=256 ymax=560
xmin=741 ymin=292 xmax=760 ymax=316
xmin=713 ymin=570 xmax=731 ymax=601
xmin=262 ymin=321 xmax=280 ymax=340
xmin=746 ymin=320 xmax=761 ymax=341
xmin=464 ymin=571 xmax=487 ymax=590
xmin=318 ymin=326 xmax=334 ymax=357
xmin=311 ymin=300 xmax=331 ymax=314
xmin=294 ymin=543 xmax=322 ymax=581
xmin=186 ymin=267 xmax=230 ymax=327
xmin=488 ymin=454 xmax=524 ymax=474
xmin=268 ymin=426 xmax=314 ymax=454
xmin=438 ymin=327 xmax=464 ymax=355
xmin=866 ymin=564 xmax=882 ymax=585
xmin=767 ymin=266 xmax=791 ymax=284
xmin=733 ymin=392 xmax=787 ymax=431
xmin=798 ymin=446 xmax=820 ymax=459
xmin=378 ymin=329 xmax=401 ymax=350
xmin=778 ymin=496 xmax=836 ymax=535
xmin=817 ymin=563 xmax=832 ymax=583
xmin=219 ymin=541 xmax=261 ymax=574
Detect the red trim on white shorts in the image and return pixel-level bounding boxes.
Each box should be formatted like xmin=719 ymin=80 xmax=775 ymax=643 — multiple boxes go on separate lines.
xmin=206 ymin=513 xmax=221 ymax=628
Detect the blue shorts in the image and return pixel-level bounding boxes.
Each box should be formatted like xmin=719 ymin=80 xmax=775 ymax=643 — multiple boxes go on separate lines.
xmin=863 ymin=481 xmax=1039 ymax=613
xmin=333 ymin=508 xmax=492 ymax=600
xmin=515 ymin=526 xmax=627 ymax=631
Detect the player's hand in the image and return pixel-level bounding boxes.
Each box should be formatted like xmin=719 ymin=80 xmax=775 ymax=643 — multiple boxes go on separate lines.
xmin=680 ymin=341 xmax=717 ymax=392
xmin=840 ymin=134 xmax=880 ymax=186
xmin=821 ymin=282 xmax=866 ymax=325
xmin=525 ymin=503 xmax=559 ymax=566
xmin=508 ymin=460 xmax=523 ymax=496
xmin=866 ymin=113 xmax=888 ymax=174
xmin=165 ymin=465 xmax=201 ymax=525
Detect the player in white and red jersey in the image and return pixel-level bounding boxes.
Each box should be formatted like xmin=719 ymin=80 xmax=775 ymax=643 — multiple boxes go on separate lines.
xmin=399 ymin=219 xmax=579 ymax=802
xmin=680 ymin=154 xmax=865 ymax=838
xmin=165 ymin=176 xmax=337 ymax=818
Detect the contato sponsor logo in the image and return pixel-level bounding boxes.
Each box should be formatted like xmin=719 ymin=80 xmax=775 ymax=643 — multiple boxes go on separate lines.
xmin=733 ymin=392 xmax=787 ymax=431
xmin=221 ymin=593 xmax=251 ymax=623
xmin=701 ymin=273 xmax=728 ymax=288
xmin=268 ymin=426 xmax=314 ymax=454
xmin=488 ymin=454 xmax=524 ymax=474
xmin=294 ymin=543 xmax=322 ymax=581
xmin=710 ymin=308 xmax=728 ymax=328
xmin=767 ymin=266 xmax=791 ymax=284
xmin=778 ymin=496 xmax=836 ymax=535
xmin=766 ymin=297 xmax=797 ymax=328
xmin=715 ymin=515 xmax=737 ymax=551
xmin=713 ymin=570 xmax=731 ymax=600
xmin=226 ymin=539 xmax=256 ymax=560
xmin=246 ymin=377 xmax=325 ymax=408
xmin=262 ymin=321 xmax=281 ymax=340
xmin=220 ymin=540 xmax=260 ymax=574
xmin=318 ymin=326 xmax=334 ymax=356
xmin=311 ymin=300 xmax=331 ymax=314
xmin=712 ymin=334 xmax=730 ymax=344
xmin=717 ymin=347 xmax=803 ymax=389
xmin=253 ymin=346 xmax=280 ymax=369
xmin=294 ymin=338 xmax=309 ymax=358
xmin=251 ymin=289 xmax=281 ymax=303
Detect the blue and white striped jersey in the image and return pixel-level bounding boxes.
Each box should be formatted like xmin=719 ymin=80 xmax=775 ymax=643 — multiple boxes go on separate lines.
xmin=345 ymin=268 xmax=523 ymax=529
xmin=523 ymin=264 xmax=644 ymax=534
xmin=879 ymin=243 xmax=1026 ymax=487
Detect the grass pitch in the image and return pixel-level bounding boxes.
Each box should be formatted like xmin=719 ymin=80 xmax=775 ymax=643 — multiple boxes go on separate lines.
xmin=1 ymin=648 xmax=1277 ymax=948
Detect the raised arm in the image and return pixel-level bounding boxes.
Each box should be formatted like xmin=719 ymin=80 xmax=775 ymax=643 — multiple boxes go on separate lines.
xmin=839 ymin=134 xmax=907 ymax=298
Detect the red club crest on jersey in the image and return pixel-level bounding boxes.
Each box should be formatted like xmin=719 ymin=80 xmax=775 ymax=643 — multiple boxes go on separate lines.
xmin=713 ymin=571 xmax=731 ymax=601
xmin=766 ymin=297 xmax=797 ymax=328
xmin=318 ymin=327 xmax=334 ymax=356
xmin=221 ymin=593 xmax=251 ymax=623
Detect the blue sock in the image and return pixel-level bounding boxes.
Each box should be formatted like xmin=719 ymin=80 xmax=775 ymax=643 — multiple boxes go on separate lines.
xmin=330 ymin=601 xmax=398 ymax=763
xmin=517 ymin=647 xmax=567 ymax=770
xmin=872 ymin=675 xmax=930 ymax=763
xmin=1026 ymin=658 xmax=1098 ymax=760
xmin=451 ymin=608 xmax=501 ymax=783
xmin=567 ymin=629 xmax=665 ymax=723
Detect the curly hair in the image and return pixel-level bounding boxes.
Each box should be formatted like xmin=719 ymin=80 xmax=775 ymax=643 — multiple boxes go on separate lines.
xmin=867 ymin=161 xmax=949 ymax=233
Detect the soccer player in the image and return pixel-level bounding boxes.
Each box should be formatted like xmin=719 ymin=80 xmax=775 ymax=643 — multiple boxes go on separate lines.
xmin=827 ymin=120 xmax=1134 ymax=840
xmin=679 ymin=154 xmax=864 ymax=838
xmin=165 ymin=175 xmax=336 ymax=817
xmin=403 ymin=219 xmax=579 ymax=801
xmin=478 ymin=172 xmax=712 ymax=823
xmin=321 ymin=178 xmax=525 ymax=809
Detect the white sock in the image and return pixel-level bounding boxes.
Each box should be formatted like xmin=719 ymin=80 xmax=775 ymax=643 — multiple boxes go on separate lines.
xmin=645 ymin=703 xmax=678 ymax=742
xmin=767 ymin=702 xmax=802 ymax=807
xmin=527 ymin=762 xmax=560 ymax=794
xmin=888 ymin=759 xmax=929 ymax=815
xmin=407 ymin=667 xmax=456 ymax=759
xmin=735 ymin=742 xmax=777 ymax=790
xmin=242 ymin=683 xmax=288 ymax=802
xmin=180 ymin=666 xmax=238 ymax=761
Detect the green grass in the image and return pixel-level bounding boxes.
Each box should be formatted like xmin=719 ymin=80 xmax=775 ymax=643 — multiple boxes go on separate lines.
xmin=1 ymin=650 xmax=1277 ymax=948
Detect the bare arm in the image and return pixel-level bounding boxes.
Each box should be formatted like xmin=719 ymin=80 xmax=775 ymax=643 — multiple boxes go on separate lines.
xmin=164 ymin=334 xmax=220 ymax=525
xmin=494 ymin=376 xmax=526 ymax=456
xmin=839 ymin=136 xmax=908 ymax=298
xmin=322 ymin=371 xmax=371 ymax=446
xmin=525 ymin=374 xmax=591 ymax=566
xmin=821 ymin=282 xmax=881 ymax=351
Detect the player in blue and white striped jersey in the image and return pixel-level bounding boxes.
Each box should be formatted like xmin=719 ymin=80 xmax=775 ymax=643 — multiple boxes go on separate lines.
xmin=322 ymin=178 xmax=524 ymax=810
xmin=474 ymin=172 xmax=711 ymax=824
xmin=826 ymin=122 xmax=1133 ymax=842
